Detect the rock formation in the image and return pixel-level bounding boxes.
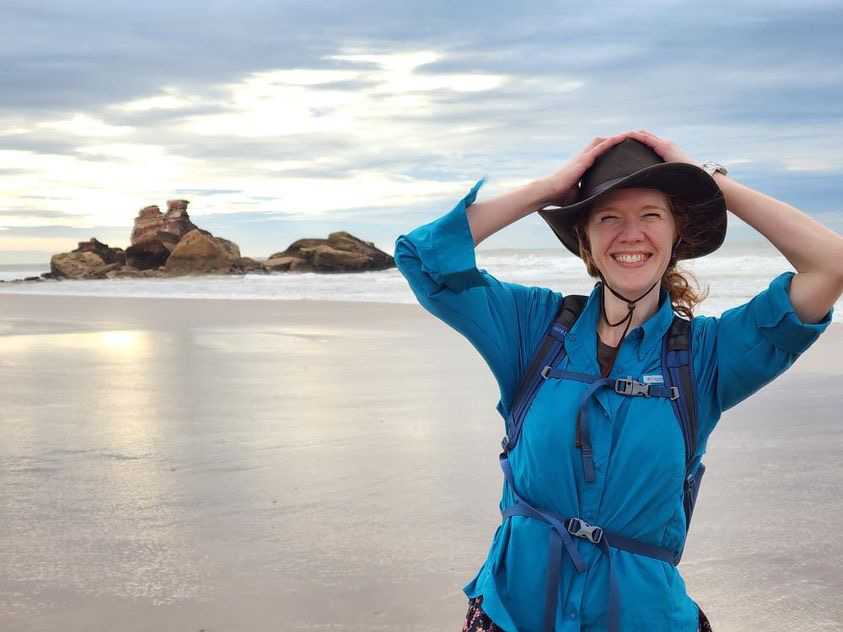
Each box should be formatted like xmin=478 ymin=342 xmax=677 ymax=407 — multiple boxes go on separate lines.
xmin=162 ymin=228 xmax=240 ymax=276
xmin=15 ymin=198 xmax=395 ymax=283
xmin=50 ymin=238 xmax=126 ymax=279
xmin=126 ymin=201 xmax=198 ymax=269
xmin=264 ymin=231 xmax=394 ymax=273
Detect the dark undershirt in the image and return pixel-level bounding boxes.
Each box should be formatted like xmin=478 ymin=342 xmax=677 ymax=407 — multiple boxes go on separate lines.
xmin=597 ymin=338 xmax=618 ymax=378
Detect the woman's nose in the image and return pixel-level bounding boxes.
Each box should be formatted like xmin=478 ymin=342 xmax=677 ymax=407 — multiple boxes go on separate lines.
xmin=617 ymin=218 xmax=645 ymax=241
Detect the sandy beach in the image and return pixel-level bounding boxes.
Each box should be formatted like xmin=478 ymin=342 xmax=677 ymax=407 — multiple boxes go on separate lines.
xmin=1 ymin=294 xmax=841 ymax=632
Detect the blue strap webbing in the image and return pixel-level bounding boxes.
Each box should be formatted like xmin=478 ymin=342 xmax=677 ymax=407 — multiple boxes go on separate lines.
xmin=575 ymin=377 xmax=610 ymax=482
xmin=506 ymin=336 xmax=565 ymax=448
xmin=505 ymin=295 xmax=585 ymax=452
xmin=664 ymin=343 xmax=694 ymax=466
xmin=661 ymin=316 xmax=703 ymax=563
xmin=541 ymin=367 xmax=603 ymax=382
xmin=537 ymin=368 xmax=606 ymax=481
xmin=499 ymin=453 xmax=674 ymax=632
xmin=647 ymin=384 xmax=678 ymax=398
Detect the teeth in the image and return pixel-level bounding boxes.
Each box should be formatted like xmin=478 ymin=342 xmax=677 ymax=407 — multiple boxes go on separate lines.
xmin=613 ymin=254 xmax=649 ymax=263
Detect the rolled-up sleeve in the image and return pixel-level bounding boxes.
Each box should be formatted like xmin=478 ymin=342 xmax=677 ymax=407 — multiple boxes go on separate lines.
xmin=692 ymin=271 xmax=833 ymax=440
xmin=394 ymin=179 xmax=560 ymax=417
xmin=397 ymin=178 xmax=489 ymax=293
xmin=751 ymin=271 xmax=832 ymax=353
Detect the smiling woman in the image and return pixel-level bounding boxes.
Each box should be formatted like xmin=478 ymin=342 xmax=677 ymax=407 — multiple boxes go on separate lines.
xmin=574 ymin=187 xmax=711 ymax=334
xmin=394 ymin=131 xmax=841 ymax=632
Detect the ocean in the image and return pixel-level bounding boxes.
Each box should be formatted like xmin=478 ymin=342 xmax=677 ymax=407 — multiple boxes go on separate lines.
xmin=1 ymin=244 xmax=840 ymax=323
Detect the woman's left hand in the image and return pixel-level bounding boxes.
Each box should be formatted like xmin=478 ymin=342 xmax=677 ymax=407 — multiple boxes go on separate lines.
xmin=621 ymin=129 xmax=699 ymax=165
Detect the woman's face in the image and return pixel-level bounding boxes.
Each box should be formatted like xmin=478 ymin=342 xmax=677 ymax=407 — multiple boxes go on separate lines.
xmin=585 ymin=187 xmax=677 ymax=298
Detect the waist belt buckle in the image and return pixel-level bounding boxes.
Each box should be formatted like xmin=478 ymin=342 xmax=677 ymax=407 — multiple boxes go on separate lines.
xmin=615 ymin=376 xmax=649 ymax=397
xmin=566 ymin=517 xmax=603 ymax=544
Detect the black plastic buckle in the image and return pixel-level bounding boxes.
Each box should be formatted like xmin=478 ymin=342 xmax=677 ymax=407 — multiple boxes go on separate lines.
xmin=615 ymin=377 xmax=650 ymax=397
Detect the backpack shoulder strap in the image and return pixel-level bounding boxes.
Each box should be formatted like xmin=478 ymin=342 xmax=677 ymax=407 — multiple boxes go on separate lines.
xmin=517 ymin=294 xmax=586 ymax=399
xmin=662 ymin=315 xmax=697 ymax=468
xmin=662 ymin=315 xmax=706 ymax=563
xmin=503 ymin=294 xmax=586 ymax=451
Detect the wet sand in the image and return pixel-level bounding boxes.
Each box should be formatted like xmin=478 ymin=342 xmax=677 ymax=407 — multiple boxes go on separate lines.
xmin=1 ymin=294 xmax=841 ymax=632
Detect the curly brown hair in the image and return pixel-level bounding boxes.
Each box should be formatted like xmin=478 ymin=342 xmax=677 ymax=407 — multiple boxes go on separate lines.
xmin=572 ymin=194 xmax=710 ymax=321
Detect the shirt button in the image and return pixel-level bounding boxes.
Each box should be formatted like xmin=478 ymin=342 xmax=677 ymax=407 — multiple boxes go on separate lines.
xmin=568 ymin=334 xmax=576 ymax=342
xmin=594 ymin=461 xmax=600 ymax=469
xmin=568 ymin=612 xmax=577 ymax=620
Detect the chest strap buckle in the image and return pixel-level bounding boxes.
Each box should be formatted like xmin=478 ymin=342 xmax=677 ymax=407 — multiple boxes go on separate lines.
xmin=565 ymin=517 xmax=604 ymax=544
xmin=615 ymin=376 xmax=649 ymax=397
xmin=615 ymin=376 xmax=680 ymax=400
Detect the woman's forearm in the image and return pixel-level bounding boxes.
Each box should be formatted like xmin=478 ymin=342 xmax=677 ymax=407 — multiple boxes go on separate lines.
xmin=466 ymin=178 xmax=557 ymax=246
xmin=713 ymin=173 xmax=843 ymax=277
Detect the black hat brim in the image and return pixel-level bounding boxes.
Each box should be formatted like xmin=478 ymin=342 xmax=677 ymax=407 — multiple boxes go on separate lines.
xmin=538 ymin=162 xmax=727 ymax=260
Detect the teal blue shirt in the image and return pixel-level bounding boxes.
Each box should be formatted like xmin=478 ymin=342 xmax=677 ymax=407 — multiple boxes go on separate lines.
xmin=394 ymin=180 xmax=832 ymax=632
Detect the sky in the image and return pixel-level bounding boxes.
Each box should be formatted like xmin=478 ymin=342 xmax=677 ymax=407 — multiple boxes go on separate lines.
xmin=1 ymin=0 xmax=842 ymax=264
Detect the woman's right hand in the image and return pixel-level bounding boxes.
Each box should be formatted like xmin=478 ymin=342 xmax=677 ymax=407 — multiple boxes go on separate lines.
xmin=542 ymin=134 xmax=629 ymax=207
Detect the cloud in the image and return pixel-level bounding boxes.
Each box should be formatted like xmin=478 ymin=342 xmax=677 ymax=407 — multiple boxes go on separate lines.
xmin=173 ymin=188 xmax=243 ymax=196
xmin=0 ymin=1 xmax=841 ymax=262
xmin=0 ymin=209 xmax=78 ymax=219
xmin=0 ymin=224 xmax=123 ymax=237
xmin=36 ymin=113 xmax=133 ymax=137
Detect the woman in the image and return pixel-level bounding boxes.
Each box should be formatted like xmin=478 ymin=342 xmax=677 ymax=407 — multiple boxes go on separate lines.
xmin=393 ymin=130 xmax=841 ymax=632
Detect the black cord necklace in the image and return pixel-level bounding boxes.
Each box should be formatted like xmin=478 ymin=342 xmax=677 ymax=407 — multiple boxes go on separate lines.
xmin=597 ymin=273 xmax=660 ymax=376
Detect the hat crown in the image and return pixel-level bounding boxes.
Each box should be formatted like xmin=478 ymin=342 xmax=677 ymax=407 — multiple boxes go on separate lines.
xmin=581 ymin=139 xmax=664 ymax=198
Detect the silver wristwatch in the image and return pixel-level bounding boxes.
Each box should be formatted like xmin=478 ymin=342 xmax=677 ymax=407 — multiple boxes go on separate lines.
xmin=701 ymin=161 xmax=728 ymax=177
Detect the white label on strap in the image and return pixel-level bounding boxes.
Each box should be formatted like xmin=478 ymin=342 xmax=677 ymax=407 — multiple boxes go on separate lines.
xmin=642 ymin=374 xmax=664 ymax=384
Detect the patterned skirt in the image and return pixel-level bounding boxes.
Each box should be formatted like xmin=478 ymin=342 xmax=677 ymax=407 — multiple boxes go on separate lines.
xmin=462 ymin=595 xmax=714 ymax=631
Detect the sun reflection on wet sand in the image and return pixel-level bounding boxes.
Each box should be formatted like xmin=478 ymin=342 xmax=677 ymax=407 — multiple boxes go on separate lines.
xmin=98 ymin=330 xmax=144 ymax=352
xmin=2 ymin=327 xmax=212 ymax=616
xmin=0 ymin=328 xmax=148 ymax=355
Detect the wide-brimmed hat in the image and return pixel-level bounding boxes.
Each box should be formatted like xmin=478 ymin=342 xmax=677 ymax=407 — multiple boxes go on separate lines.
xmin=538 ymin=138 xmax=727 ymax=260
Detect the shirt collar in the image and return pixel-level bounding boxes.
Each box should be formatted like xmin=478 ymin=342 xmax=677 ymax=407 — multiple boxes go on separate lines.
xmin=572 ymin=282 xmax=676 ymax=361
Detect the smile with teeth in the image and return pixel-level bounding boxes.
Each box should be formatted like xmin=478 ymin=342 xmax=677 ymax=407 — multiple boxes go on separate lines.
xmin=612 ymin=253 xmax=651 ymax=264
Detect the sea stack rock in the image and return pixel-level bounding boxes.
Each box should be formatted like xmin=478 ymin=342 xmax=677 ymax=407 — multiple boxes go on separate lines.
xmin=161 ymin=199 xmax=195 ymax=237
xmin=126 ymin=201 xmax=198 ymax=269
xmin=264 ymin=231 xmax=394 ymax=273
